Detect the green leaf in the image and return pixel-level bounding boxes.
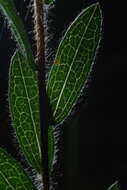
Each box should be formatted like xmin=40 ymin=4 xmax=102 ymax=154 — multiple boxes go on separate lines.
xmin=47 ymin=3 xmax=102 ymax=124
xmin=0 ymin=0 xmax=35 ymax=69
xmin=107 ymin=182 xmax=121 ymax=190
xmin=44 ymin=0 xmax=53 ymax=5
xmin=0 ymin=148 xmax=37 ymax=190
xmin=9 ymin=51 xmax=55 ymax=172
xmin=9 ymin=51 xmax=41 ymax=171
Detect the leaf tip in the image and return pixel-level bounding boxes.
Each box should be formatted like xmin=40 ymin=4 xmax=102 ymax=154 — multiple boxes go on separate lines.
xmin=94 ymin=2 xmax=102 ymax=16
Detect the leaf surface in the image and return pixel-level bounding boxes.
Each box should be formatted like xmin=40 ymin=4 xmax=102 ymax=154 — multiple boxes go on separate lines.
xmin=9 ymin=51 xmax=54 ymax=171
xmin=107 ymin=182 xmax=120 ymax=190
xmin=9 ymin=51 xmax=41 ymax=171
xmin=0 ymin=0 xmax=35 ymax=68
xmin=47 ymin=3 xmax=102 ymax=124
xmin=0 ymin=148 xmax=37 ymax=190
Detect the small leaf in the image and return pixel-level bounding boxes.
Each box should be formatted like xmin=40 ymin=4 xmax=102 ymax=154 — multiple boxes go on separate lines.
xmin=0 ymin=0 xmax=35 ymax=68
xmin=0 ymin=148 xmax=37 ymax=190
xmin=47 ymin=3 xmax=102 ymax=124
xmin=107 ymin=182 xmax=121 ymax=190
xmin=9 ymin=50 xmax=41 ymax=171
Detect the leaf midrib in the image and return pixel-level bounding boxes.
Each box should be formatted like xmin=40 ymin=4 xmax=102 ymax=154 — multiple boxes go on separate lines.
xmin=55 ymin=57 xmax=89 ymax=122
xmin=53 ymin=5 xmax=98 ymax=118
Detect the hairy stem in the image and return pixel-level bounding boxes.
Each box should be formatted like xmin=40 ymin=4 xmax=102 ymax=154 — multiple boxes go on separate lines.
xmin=34 ymin=0 xmax=49 ymax=190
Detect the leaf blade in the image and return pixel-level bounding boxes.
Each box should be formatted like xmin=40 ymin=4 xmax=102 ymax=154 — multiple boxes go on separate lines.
xmin=9 ymin=51 xmax=41 ymax=171
xmin=9 ymin=51 xmax=55 ymax=171
xmin=0 ymin=148 xmax=37 ymax=190
xmin=0 ymin=0 xmax=35 ymax=68
xmin=47 ymin=3 xmax=102 ymax=124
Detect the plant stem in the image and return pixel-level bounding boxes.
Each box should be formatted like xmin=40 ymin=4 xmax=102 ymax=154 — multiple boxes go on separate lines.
xmin=34 ymin=0 xmax=49 ymax=190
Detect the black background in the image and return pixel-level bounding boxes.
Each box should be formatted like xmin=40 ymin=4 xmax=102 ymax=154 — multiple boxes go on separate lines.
xmin=0 ymin=0 xmax=127 ymax=190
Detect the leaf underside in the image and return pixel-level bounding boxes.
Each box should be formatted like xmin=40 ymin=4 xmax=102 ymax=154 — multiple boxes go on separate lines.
xmin=0 ymin=148 xmax=36 ymax=190
xmin=107 ymin=182 xmax=120 ymax=190
xmin=9 ymin=51 xmax=41 ymax=171
xmin=47 ymin=3 xmax=102 ymax=125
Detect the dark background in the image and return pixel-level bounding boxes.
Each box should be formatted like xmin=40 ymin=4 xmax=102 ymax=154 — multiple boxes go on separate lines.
xmin=0 ymin=0 xmax=127 ymax=190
